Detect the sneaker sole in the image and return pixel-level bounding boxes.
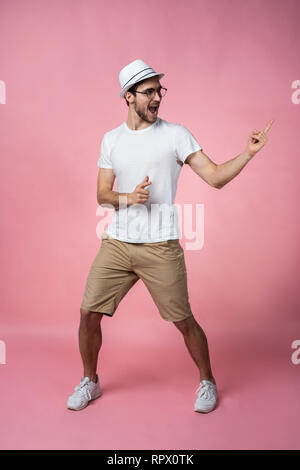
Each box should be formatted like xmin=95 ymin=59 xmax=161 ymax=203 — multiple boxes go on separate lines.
xmin=67 ymin=390 xmax=102 ymax=411
xmin=194 ymin=406 xmax=216 ymax=413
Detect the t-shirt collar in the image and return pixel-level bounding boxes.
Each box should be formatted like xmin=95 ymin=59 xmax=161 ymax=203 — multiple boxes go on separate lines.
xmin=123 ymin=117 xmax=160 ymax=134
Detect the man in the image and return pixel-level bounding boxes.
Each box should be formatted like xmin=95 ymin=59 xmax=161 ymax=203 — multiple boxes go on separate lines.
xmin=67 ymin=59 xmax=274 ymax=413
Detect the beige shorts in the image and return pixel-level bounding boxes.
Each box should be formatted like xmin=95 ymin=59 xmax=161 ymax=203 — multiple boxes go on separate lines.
xmin=80 ymin=233 xmax=193 ymax=322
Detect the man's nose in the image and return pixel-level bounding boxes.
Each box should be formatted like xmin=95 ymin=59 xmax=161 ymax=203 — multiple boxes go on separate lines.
xmin=152 ymin=90 xmax=161 ymax=101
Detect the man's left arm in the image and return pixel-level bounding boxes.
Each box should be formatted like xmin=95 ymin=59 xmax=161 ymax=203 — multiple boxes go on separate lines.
xmin=185 ymin=119 xmax=275 ymax=189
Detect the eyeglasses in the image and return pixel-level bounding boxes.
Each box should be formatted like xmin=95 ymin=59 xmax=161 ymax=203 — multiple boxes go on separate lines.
xmin=134 ymin=86 xmax=167 ymax=99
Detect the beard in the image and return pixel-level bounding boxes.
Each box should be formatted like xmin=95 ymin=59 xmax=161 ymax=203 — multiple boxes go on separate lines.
xmin=134 ymin=102 xmax=157 ymax=123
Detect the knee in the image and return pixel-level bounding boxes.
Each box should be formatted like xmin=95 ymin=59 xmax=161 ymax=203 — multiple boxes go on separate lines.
xmin=80 ymin=308 xmax=90 ymax=318
xmin=173 ymin=315 xmax=196 ymax=335
xmin=80 ymin=308 xmax=103 ymax=321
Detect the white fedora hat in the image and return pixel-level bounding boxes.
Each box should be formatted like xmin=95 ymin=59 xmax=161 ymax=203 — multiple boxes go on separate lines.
xmin=119 ymin=59 xmax=165 ymax=98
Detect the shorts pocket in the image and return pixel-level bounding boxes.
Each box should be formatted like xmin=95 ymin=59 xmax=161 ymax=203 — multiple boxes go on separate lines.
xmin=164 ymin=240 xmax=185 ymax=264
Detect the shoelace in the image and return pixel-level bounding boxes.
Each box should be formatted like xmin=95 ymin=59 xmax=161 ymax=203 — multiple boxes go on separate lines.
xmin=195 ymin=382 xmax=216 ymax=400
xmin=74 ymin=379 xmax=92 ymax=401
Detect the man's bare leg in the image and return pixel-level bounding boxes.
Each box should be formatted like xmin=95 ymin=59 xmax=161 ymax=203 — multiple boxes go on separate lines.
xmin=173 ymin=314 xmax=216 ymax=385
xmin=79 ymin=308 xmax=104 ymax=383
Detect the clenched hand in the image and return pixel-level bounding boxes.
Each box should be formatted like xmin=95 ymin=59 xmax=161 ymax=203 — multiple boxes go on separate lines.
xmin=128 ymin=176 xmax=152 ymax=205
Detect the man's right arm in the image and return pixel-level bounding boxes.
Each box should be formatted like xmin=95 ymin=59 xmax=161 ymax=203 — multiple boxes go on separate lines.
xmin=97 ymin=169 xmax=152 ymax=210
xmin=97 ymin=168 xmax=133 ymax=210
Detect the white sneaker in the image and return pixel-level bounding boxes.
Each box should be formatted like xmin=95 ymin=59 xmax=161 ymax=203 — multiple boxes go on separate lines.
xmin=67 ymin=375 xmax=102 ymax=411
xmin=194 ymin=379 xmax=218 ymax=413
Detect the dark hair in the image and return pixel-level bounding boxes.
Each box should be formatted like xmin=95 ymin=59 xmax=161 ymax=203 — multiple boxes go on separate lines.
xmin=124 ymin=78 xmax=149 ymax=107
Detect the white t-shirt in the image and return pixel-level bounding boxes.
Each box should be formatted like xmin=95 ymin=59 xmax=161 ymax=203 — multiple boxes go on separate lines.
xmin=97 ymin=117 xmax=202 ymax=243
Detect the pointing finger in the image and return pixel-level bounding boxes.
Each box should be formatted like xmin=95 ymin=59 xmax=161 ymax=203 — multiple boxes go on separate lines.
xmin=264 ymin=118 xmax=275 ymax=134
xmin=140 ymin=180 xmax=152 ymax=188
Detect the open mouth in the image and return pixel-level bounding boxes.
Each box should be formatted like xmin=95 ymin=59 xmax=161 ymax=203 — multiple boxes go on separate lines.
xmin=149 ymin=106 xmax=158 ymax=115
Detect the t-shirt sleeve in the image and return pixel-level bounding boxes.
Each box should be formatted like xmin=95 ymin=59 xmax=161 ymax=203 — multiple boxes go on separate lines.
xmin=97 ymin=133 xmax=113 ymax=169
xmin=174 ymin=124 xmax=202 ymax=164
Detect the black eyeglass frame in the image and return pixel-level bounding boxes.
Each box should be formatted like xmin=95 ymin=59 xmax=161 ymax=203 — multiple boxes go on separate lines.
xmin=134 ymin=87 xmax=167 ymax=98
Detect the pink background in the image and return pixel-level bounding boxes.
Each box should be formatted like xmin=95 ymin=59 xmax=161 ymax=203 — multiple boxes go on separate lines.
xmin=1 ymin=0 xmax=299 ymax=450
